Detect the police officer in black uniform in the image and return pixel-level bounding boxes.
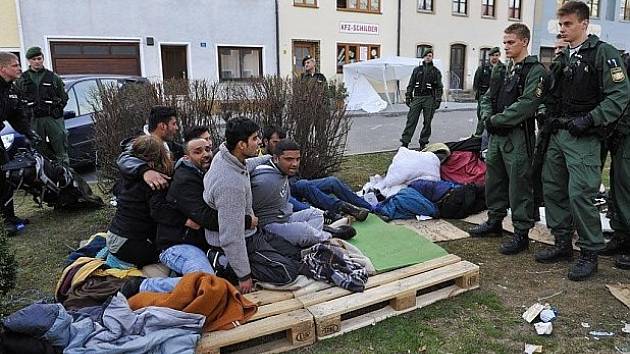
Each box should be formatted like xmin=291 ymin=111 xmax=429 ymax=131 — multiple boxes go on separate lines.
xmin=300 ymin=55 xmax=327 ymax=84
xmin=0 ymin=52 xmax=37 ymax=234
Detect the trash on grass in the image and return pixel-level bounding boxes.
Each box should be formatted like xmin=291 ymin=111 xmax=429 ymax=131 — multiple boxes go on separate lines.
xmin=523 ymin=303 xmax=546 ymax=323
xmin=581 ymin=322 xmax=591 ymax=328
xmin=623 ymin=323 xmax=630 ymax=334
xmin=524 ymin=343 xmax=543 ymax=354
xmin=590 ymin=331 xmax=615 ymax=337
xmin=534 ymin=322 xmax=553 ymax=335
xmin=540 ymin=309 xmax=556 ymax=323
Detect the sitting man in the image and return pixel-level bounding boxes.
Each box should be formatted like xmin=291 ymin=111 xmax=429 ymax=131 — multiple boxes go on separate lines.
xmin=204 ymin=117 xmax=300 ymax=293
xmin=261 ymin=125 xmax=371 ymax=222
xmin=251 ymin=139 xmax=356 ymax=247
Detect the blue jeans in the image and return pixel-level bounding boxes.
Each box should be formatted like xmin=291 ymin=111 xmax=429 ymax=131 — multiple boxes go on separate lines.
xmin=139 ymin=277 xmax=180 ymax=293
xmin=159 ymin=244 xmax=214 ymax=275
xmin=289 ymin=196 xmax=309 ymax=212
xmin=291 ymin=177 xmax=372 ymax=212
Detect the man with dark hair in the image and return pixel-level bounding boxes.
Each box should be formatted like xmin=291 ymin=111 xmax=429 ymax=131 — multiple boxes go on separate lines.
xmin=535 ymin=0 xmax=629 ymax=281
xmin=262 ymin=125 xmax=286 ymax=155
xmin=401 ymin=47 xmax=443 ymax=149
xmin=300 ymin=55 xmax=327 ymax=84
xmin=15 ymin=47 xmax=69 ymax=164
xmin=251 ymin=139 xmax=356 ymax=247
xmin=0 ymin=52 xmax=37 ymax=234
xmin=117 ymin=105 xmax=182 ymax=192
xmin=183 ymin=125 xmax=211 ymax=143
xmin=204 ymin=117 xmax=300 ymax=293
xmin=472 ymin=47 xmax=505 ymax=137
xmin=469 ymin=23 xmax=547 ymax=257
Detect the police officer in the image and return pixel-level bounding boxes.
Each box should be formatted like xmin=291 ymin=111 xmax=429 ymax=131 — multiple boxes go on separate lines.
xmin=468 ymin=24 xmax=546 ymax=257
xmin=472 ymin=47 xmax=505 ymax=137
xmin=603 ymin=53 xmax=630 ymax=269
xmin=535 ymin=1 xmax=630 ymax=281
xmin=0 ymin=52 xmax=37 ymax=234
xmin=300 ymin=55 xmax=327 ymax=84
xmin=401 ymin=48 xmax=443 ymax=149
xmin=15 ymin=47 xmax=69 ymax=165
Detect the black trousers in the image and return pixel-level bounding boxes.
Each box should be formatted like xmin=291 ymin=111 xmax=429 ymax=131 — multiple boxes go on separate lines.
xmin=246 ymin=230 xmax=301 ymax=285
xmin=0 ymin=144 xmax=16 ymax=220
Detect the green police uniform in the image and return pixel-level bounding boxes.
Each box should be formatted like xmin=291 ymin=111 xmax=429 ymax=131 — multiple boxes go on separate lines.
xmin=473 ymin=61 xmax=505 ymax=137
xmin=401 ymin=60 xmax=443 ymax=148
xmin=541 ymin=35 xmax=629 ymax=274
xmin=15 ymin=67 xmax=69 ymax=164
xmin=479 ymin=56 xmax=546 ymax=236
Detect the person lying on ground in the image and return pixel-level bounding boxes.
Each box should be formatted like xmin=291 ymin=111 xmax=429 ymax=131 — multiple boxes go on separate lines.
xmin=251 ymin=139 xmax=356 ymax=247
xmin=203 ymin=117 xmax=300 ymax=293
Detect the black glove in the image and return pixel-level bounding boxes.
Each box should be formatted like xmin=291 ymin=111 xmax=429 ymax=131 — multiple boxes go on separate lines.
xmin=485 ymin=118 xmax=509 ymax=136
xmin=405 ymin=94 xmax=412 ymax=107
xmin=24 ymin=130 xmax=42 ymax=149
xmin=567 ymin=113 xmax=594 ymax=137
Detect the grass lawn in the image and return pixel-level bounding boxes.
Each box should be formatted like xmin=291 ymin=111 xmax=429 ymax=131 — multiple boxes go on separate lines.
xmin=1 ymin=152 xmax=627 ymax=354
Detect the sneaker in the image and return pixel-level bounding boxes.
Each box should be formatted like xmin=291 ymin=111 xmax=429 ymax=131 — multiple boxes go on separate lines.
xmin=323 ymin=225 xmax=356 ymax=240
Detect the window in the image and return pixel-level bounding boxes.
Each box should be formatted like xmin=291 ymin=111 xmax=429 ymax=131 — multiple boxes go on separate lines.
xmin=587 ymin=0 xmax=600 ymax=17
xmin=623 ymin=0 xmax=630 ymax=21
xmin=337 ymin=43 xmax=380 ymax=73
xmin=294 ymin=0 xmax=317 ymax=7
xmin=337 ymin=0 xmax=381 ymax=13
xmin=481 ymin=0 xmax=495 ymax=17
xmin=64 ymin=87 xmax=79 ymax=117
xmin=508 ymin=0 xmax=522 ymax=19
xmin=416 ymin=44 xmax=433 ymax=58
xmin=71 ymin=80 xmax=99 ymax=116
xmin=217 ymin=46 xmax=263 ymax=81
xmin=418 ymin=0 xmax=433 ymax=12
xmin=452 ymin=0 xmax=468 ymax=15
xmin=479 ymin=47 xmax=491 ymax=65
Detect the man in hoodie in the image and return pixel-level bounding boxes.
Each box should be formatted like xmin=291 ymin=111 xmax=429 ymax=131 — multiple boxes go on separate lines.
xmin=203 ymin=117 xmax=300 ymax=293
xmin=251 ymin=139 xmax=356 ymax=247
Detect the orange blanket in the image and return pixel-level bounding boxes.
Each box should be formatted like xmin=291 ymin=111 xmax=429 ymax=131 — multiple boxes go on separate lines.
xmin=128 ymin=272 xmax=257 ymax=331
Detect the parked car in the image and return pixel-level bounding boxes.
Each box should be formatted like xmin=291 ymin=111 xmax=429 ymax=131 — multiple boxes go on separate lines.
xmin=1 ymin=74 xmax=148 ymax=168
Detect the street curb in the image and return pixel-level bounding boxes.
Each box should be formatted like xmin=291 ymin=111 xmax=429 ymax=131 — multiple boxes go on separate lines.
xmin=347 ymin=107 xmax=475 ymax=118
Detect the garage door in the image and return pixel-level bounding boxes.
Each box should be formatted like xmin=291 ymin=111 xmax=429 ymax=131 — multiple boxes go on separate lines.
xmin=50 ymin=41 xmax=141 ymax=75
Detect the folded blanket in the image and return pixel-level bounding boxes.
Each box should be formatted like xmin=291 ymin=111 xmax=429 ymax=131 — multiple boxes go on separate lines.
xmin=128 ymin=272 xmax=257 ymax=331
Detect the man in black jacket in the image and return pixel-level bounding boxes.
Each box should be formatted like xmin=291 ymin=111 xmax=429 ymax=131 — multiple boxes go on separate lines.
xmin=0 ymin=52 xmax=37 ymax=234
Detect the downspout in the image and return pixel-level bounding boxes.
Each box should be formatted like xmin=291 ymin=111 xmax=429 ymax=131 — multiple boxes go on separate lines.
xmin=396 ymin=0 xmax=402 ymax=102
xmin=275 ymin=0 xmax=280 ymax=76
xmin=14 ymin=0 xmax=26 ymax=64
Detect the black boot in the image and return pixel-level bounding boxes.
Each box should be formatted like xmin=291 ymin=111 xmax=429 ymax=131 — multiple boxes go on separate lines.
xmin=615 ymin=254 xmax=630 ymax=270
xmin=534 ymin=236 xmax=573 ymax=263
xmin=568 ymin=250 xmax=598 ymax=281
xmin=323 ymin=224 xmax=356 ymax=240
xmin=600 ymin=232 xmax=628 ymax=256
xmin=500 ymin=229 xmax=529 ymax=255
xmin=339 ymin=202 xmax=369 ymax=222
xmin=468 ymin=219 xmax=503 ymax=238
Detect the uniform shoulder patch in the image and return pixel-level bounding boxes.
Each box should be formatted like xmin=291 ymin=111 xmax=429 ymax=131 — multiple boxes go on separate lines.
xmin=611 ymin=67 xmax=626 ymax=83
xmin=534 ymin=78 xmax=545 ymax=98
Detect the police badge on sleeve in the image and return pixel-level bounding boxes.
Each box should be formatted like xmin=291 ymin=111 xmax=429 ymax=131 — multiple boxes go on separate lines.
xmin=611 ymin=67 xmax=626 ymax=83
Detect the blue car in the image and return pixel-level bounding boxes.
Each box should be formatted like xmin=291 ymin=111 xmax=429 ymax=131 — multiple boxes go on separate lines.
xmin=1 ymin=74 xmax=147 ymax=168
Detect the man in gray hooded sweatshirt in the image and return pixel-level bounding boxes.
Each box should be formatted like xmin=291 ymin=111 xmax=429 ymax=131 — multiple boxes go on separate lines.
xmin=251 ymin=139 xmax=355 ymax=247
xmin=203 ymin=118 xmax=299 ymax=293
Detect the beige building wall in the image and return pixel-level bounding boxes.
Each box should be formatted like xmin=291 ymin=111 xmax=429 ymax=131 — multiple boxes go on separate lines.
xmin=278 ymin=1 xmax=398 ymax=82
xmin=400 ymin=0 xmax=535 ymax=92
xmin=0 ymin=0 xmax=21 ymax=51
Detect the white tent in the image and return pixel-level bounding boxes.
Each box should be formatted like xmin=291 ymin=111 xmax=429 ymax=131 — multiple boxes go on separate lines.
xmin=343 ymin=56 xmax=444 ymax=113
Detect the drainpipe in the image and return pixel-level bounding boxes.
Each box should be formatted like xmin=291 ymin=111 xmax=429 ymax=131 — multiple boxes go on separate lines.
xmin=275 ymin=0 xmax=280 ymax=76
xmin=396 ymin=0 xmax=402 ymax=102
xmin=14 ymin=0 xmax=26 ymax=64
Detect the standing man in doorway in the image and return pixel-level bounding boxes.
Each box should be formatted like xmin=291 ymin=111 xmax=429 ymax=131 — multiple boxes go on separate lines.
xmin=401 ymin=47 xmax=443 ymax=149
xmin=300 ymin=55 xmax=327 ymax=84
xmin=472 ymin=47 xmax=505 ymax=137
xmin=534 ymin=1 xmax=629 ymax=281
xmin=15 ymin=46 xmax=69 ymax=165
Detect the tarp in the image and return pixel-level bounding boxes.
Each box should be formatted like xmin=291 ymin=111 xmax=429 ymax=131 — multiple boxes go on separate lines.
xmin=343 ymin=56 xmax=443 ymax=113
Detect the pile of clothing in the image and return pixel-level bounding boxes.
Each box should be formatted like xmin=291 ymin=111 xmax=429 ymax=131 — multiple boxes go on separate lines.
xmin=362 ymin=137 xmax=487 ymax=221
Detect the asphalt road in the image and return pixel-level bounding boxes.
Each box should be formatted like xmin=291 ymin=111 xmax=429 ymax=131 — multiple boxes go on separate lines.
xmin=345 ymin=108 xmax=478 ymax=154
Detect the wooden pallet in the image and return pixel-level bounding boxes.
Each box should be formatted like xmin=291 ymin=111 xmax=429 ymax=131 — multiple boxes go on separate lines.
xmin=196 ymin=254 xmax=479 ymax=353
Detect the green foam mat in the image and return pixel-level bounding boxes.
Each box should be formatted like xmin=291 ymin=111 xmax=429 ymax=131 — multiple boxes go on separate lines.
xmin=348 ymin=214 xmax=449 ymax=272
